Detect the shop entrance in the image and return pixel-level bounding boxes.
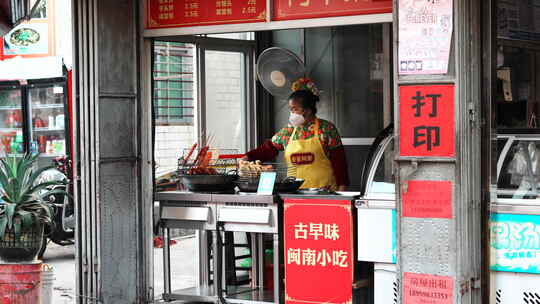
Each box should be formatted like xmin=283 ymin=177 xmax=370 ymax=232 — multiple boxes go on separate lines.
xmin=485 ymin=0 xmax=540 ymax=302
xmin=152 ymin=23 xmax=392 ymax=303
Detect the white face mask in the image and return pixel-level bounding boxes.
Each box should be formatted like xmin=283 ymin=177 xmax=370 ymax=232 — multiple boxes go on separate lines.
xmin=289 ymin=112 xmax=305 ymax=127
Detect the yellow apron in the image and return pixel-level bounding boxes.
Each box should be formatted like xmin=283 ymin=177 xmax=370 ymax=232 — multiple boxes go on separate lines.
xmin=284 ymin=118 xmax=337 ymax=190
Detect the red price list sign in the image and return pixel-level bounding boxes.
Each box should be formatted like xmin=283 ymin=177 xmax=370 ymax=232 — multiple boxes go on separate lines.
xmin=399 ymin=84 xmax=455 ymax=158
xmin=273 ymin=0 xmax=392 ymax=21
xmin=283 ymin=198 xmax=353 ymax=304
xmin=146 ymin=0 xmax=266 ymax=29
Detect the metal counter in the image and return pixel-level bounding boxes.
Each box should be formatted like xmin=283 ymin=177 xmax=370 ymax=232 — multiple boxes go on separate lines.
xmin=156 ymin=191 xmax=282 ymax=304
xmin=155 ymin=191 xmax=218 ymax=302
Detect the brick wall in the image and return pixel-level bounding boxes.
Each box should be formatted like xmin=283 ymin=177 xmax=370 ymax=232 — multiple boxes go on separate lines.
xmin=154 ymin=125 xmax=195 ymax=176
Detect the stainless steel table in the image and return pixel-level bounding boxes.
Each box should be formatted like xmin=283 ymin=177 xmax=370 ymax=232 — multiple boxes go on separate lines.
xmin=156 ymin=191 xmax=282 ymax=304
xmin=156 ymin=191 xmax=220 ymax=302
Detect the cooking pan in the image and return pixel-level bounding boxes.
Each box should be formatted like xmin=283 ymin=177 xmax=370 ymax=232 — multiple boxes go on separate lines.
xmin=234 ymin=178 xmax=304 ymax=193
xmin=179 ymin=174 xmax=237 ymax=192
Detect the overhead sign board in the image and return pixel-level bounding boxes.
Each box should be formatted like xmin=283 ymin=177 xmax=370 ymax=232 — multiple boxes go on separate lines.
xmin=146 ymin=0 xmax=266 ymax=29
xmin=145 ymin=0 xmax=392 ymax=29
xmin=272 ymin=0 xmax=392 ymax=21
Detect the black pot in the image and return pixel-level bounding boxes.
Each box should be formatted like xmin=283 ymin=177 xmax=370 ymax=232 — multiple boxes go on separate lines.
xmin=0 ymin=224 xmax=44 ymax=263
xmin=179 ymin=174 xmax=237 ymax=192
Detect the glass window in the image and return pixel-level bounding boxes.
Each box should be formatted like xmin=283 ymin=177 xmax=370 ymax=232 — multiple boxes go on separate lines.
xmin=332 ymin=24 xmax=385 ymax=138
xmin=28 ymin=83 xmax=67 ymax=156
xmin=497 ymin=139 xmax=540 ymax=200
xmin=153 ymin=42 xmax=195 ymax=126
xmin=204 ymin=50 xmax=247 ymax=152
xmin=369 ymin=138 xmax=395 ymax=194
xmin=0 ymin=87 xmax=24 ymax=157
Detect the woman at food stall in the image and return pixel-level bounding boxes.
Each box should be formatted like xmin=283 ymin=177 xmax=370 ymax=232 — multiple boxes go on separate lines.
xmin=245 ymin=78 xmax=349 ymax=191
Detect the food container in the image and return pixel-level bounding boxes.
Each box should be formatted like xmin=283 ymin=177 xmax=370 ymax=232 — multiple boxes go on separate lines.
xmin=179 ymin=174 xmax=237 ymax=192
xmin=234 ymin=178 xmax=304 ymax=193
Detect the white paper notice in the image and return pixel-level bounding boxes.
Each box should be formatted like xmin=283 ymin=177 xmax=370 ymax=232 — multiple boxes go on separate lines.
xmin=398 ymin=0 xmax=453 ymax=75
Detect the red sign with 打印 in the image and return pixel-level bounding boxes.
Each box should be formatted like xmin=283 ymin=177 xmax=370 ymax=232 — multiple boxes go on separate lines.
xmin=402 ymin=180 xmax=453 ymax=219
xmin=283 ymin=198 xmax=353 ymax=304
xmin=399 ymin=85 xmax=455 ymax=158
xmin=403 ymin=272 xmax=453 ymax=304
xmin=273 ymin=0 xmax=392 ymax=21
xmin=146 ymin=0 xmax=266 ymax=29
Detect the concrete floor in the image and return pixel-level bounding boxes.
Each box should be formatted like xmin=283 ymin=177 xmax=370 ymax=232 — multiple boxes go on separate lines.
xmin=45 ymin=236 xmax=198 ymax=303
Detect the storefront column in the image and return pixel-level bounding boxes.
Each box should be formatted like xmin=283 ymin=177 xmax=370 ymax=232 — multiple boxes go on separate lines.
xmin=73 ymin=0 xmax=151 ymax=303
xmin=394 ymin=0 xmax=483 ymax=303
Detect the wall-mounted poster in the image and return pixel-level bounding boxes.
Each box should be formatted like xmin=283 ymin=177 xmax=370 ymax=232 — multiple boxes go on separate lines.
xmin=398 ymin=0 xmax=453 ymax=75
xmin=0 ymin=0 xmax=55 ymax=59
xmin=3 ymin=23 xmax=50 ymax=56
xmin=491 ymin=213 xmax=540 ymax=274
xmin=399 ymin=84 xmax=455 ymax=158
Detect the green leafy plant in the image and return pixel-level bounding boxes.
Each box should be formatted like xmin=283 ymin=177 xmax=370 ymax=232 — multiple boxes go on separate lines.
xmin=0 ymin=153 xmax=66 ymax=240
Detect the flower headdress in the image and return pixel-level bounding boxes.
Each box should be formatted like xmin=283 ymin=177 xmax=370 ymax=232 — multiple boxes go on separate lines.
xmin=291 ymin=77 xmax=320 ymax=96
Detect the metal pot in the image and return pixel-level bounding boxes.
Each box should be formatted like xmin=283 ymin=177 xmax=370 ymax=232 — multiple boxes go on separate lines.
xmin=179 ymin=174 xmax=237 ymax=192
xmin=234 ymin=178 xmax=304 ymax=193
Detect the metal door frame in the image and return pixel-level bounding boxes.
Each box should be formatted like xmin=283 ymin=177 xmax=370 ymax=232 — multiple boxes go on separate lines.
xmin=151 ymin=35 xmax=257 ymax=150
xmin=481 ymin=0 xmax=496 ymax=302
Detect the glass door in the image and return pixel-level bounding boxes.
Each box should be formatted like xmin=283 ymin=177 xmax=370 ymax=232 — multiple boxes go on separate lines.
xmin=0 ymin=84 xmax=25 ymax=157
xmin=27 ymin=79 xmax=68 ymax=157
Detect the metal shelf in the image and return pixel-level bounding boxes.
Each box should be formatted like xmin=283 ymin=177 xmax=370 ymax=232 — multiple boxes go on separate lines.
xmin=30 ymin=104 xmax=65 ymax=109
xmin=33 ymin=127 xmax=65 ymax=132
xmin=0 ymin=104 xmax=63 ymax=111
xmin=0 ymin=128 xmax=22 ymax=132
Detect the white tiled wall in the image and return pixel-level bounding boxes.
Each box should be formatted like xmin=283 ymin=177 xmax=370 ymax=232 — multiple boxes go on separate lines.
xmin=154 ymin=125 xmax=195 ymax=176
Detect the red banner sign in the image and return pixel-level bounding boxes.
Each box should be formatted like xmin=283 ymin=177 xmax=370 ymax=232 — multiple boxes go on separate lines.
xmin=146 ymin=0 xmax=266 ymax=29
xmin=399 ymin=84 xmax=455 ymax=158
xmin=402 ymin=180 xmax=453 ymax=219
xmin=283 ymin=198 xmax=353 ymax=304
xmin=273 ymin=0 xmax=392 ymax=21
xmin=403 ymin=272 xmax=453 ymax=304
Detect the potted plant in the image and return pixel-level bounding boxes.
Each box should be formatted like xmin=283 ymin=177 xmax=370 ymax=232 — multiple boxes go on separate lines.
xmin=0 ymin=153 xmax=66 ymax=262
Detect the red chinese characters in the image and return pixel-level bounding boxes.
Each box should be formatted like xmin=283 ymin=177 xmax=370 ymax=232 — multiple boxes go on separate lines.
xmin=284 ymin=198 xmax=353 ymax=304
xmin=402 ymin=180 xmax=453 ymax=219
xmin=273 ymin=0 xmax=392 ymax=21
xmin=399 ymin=85 xmax=455 ymax=158
xmin=146 ymin=0 xmax=266 ymax=29
xmin=403 ymin=272 xmax=453 ymax=304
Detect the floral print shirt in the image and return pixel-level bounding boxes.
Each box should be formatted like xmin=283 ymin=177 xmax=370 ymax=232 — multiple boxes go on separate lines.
xmin=271 ymin=118 xmax=343 ymax=155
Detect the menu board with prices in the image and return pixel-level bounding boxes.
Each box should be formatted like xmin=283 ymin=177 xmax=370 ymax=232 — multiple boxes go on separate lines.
xmin=147 ymin=0 xmax=266 ymax=29
xmin=273 ymin=0 xmax=392 ymax=21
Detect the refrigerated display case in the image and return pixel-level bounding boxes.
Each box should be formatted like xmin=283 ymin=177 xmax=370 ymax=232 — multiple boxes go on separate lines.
xmin=356 ymin=126 xmax=540 ymax=304
xmin=0 ymin=76 xmax=70 ymax=166
xmin=0 ymin=82 xmax=27 ymax=157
